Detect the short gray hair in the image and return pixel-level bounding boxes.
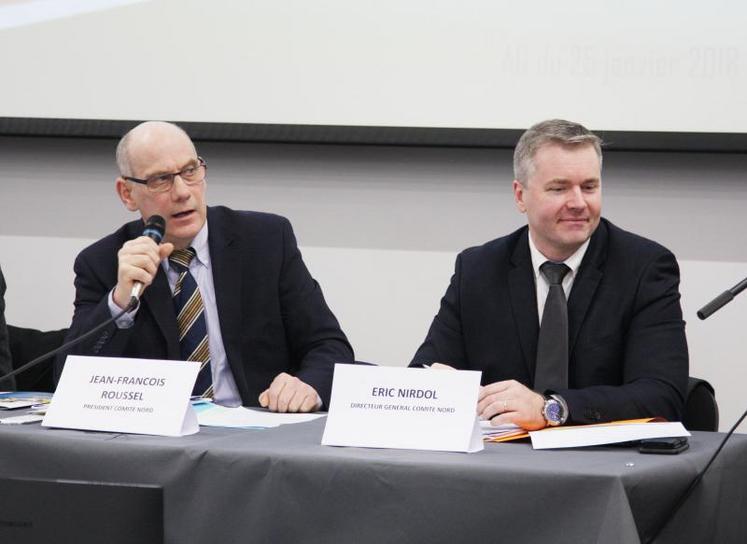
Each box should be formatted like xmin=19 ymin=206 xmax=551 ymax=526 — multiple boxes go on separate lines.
xmin=513 ymin=119 xmax=603 ymax=184
xmin=115 ymin=121 xmax=192 ymax=177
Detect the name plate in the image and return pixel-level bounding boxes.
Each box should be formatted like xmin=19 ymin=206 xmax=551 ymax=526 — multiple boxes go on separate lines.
xmin=322 ymin=364 xmax=483 ymax=453
xmin=43 ymin=355 xmax=200 ymax=437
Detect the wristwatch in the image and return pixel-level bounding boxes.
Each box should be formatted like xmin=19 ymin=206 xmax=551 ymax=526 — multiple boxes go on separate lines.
xmin=542 ymin=394 xmax=569 ymax=426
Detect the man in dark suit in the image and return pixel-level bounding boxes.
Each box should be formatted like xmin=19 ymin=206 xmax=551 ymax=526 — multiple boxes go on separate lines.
xmin=56 ymin=121 xmax=353 ymax=411
xmin=0 ymin=266 xmax=17 ymax=390
xmin=411 ymin=119 xmax=688 ymax=430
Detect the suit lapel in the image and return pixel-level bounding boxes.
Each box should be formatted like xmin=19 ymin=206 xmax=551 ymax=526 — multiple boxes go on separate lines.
xmin=507 ymin=229 xmax=539 ymax=380
xmin=567 ymin=221 xmax=607 ymax=355
xmin=142 ymin=269 xmax=180 ymax=358
xmin=207 ymin=209 xmax=243 ymax=376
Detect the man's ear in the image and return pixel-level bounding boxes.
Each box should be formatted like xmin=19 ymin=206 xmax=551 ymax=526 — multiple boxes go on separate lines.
xmin=513 ymin=179 xmax=527 ymax=213
xmin=115 ymin=178 xmax=139 ymax=212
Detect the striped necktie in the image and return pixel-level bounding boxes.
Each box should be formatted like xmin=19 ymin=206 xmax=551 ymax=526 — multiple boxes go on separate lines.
xmin=169 ymin=248 xmax=213 ymax=398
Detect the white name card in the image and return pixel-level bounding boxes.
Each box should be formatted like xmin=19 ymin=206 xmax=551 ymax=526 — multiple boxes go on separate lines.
xmin=43 ymin=355 xmax=200 ymax=437
xmin=322 ymin=364 xmax=483 ymax=453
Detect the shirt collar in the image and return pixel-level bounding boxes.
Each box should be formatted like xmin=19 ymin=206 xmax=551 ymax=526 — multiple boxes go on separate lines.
xmin=189 ymin=220 xmax=210 ymax=267
xmin=527 ymin=229 xmax=590 ymax=281
xmin=163 ymin=219 xmax=210 ymax=270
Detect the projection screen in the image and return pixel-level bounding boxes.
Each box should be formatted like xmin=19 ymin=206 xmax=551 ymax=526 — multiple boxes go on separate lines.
xmin=1 ymin=0 xmax=745 ymax=148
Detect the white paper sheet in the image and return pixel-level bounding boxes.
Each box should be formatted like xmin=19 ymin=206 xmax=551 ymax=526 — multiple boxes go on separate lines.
xmin=197 ymin=404 xmax=324 ymax=428
xmin=529 ymin=421 xmax=690 ymax=450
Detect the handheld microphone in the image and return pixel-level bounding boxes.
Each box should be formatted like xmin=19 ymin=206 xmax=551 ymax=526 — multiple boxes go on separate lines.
xmin=129 ymin=215 xmax=166 ymax=308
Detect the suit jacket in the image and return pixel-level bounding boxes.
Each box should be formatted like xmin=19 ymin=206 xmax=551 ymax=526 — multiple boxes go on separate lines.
xmin=55 ymin=207 xmax=354 ymax=408
xmin=410 ymin=219 xmax=688 ymax=424
xmin=0 ymin=266 xmax=16 ymax=390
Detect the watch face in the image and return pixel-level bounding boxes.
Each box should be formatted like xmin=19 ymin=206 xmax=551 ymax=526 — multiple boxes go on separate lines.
xmin=545 ymin=400 xmax=562 ymax=423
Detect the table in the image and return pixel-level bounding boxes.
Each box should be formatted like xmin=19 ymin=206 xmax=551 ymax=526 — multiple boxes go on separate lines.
xmin=0 ymin=418 xmax=745 ymax=543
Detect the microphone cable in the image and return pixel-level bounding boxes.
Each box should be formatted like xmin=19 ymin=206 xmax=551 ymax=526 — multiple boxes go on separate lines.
xmin=645 ymin=407 xmax=747 ymax=543
xmin=1 ymin=214 xmax=165 ymax=384
xmin=0 ymin=299 xmax=136 ymax=384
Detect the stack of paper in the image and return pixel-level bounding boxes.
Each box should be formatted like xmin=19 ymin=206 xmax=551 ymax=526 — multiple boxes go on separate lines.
xmin=480 ymin=420 xmax=528 ymax=442
xmin=481 ymin=418 xmax=690 ymax=449
xmin=0 ymin=391 xmax=53 ymax=411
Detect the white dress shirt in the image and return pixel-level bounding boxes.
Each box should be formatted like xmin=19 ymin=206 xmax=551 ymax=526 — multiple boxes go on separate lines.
xmin=527 ymin=231 xmax=590 ymax=325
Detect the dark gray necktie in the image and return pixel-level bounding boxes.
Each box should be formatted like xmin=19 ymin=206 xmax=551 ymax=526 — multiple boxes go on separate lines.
xmin=534 ymin=261 xmax=571 ymax=392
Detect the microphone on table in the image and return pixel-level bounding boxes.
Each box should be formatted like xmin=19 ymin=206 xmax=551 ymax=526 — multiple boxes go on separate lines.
xmin=697 ymin=275 xmax=747 ymax=320
xmin=648 ymin=277 xmax=747 ymax=542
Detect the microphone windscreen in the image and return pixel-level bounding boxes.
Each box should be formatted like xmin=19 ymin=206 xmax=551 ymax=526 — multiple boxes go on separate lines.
xmin=142 ymin=215 xmax=166 ymax=244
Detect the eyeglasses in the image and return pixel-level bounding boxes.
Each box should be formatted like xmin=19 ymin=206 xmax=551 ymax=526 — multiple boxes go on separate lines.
xmin=123 ymin=157 xmax=207 ymax=193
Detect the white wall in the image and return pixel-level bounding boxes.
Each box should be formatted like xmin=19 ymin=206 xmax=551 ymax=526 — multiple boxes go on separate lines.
xmin=1 ymin=136 xmax=746 ymax=431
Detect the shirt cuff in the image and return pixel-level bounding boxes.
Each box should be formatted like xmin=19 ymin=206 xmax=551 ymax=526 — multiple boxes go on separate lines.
xmin=108 ymin=289 xmax=138 ymax=329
